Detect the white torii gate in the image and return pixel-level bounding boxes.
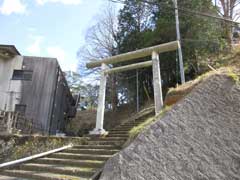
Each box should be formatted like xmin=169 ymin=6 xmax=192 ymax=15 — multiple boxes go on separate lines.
xmin=86 ymin=41 xmax=180 ymax=135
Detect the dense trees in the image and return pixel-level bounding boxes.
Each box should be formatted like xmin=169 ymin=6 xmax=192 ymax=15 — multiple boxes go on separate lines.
xmin=115 ymin=0 xmax=226 ymax=105
xmin=78 ymin=0 xmax=231 ymax=110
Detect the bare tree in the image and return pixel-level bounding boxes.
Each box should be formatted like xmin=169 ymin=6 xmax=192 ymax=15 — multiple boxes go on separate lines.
xmin=217 ymin=0 xmax=240 ymax=20
xmin=215 ymin=0 xmax=240 ymax=44
xmin=78 ymin=4 xmax=118 ymax=59
xmin=77 ymin=4 xmax=119 ymax=111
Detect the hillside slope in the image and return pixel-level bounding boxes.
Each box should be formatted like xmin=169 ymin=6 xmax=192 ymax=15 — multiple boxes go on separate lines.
xmin=99 ymin=73 xmax=240 ymax=180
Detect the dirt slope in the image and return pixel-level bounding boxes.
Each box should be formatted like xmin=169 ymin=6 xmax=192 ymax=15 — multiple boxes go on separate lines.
xmin=99 ymin=74 xmax=240 ymax=180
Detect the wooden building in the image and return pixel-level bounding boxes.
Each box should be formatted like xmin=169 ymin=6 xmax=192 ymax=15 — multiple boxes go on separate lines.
xmin=0 ymin=45 xmax=76 ymax=135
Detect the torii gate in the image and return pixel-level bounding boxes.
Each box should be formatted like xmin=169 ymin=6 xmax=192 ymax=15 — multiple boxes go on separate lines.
xmin=86 ymin=41 xmax=180 ymax=135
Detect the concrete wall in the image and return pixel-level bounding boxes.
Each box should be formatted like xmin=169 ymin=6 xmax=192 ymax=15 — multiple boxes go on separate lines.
xmin=0 ymin=56 xmax=23 ymax=111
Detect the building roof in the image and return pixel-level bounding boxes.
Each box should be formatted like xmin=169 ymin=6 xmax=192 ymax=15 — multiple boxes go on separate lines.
xmin=0 ymin=45 xmax=21 ymax=59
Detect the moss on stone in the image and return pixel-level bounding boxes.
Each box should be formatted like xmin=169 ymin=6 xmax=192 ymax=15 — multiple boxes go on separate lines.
xmin=128 ymin=106 xmax=171 ymax=141
xmin=226 ymin=68 xmax=240 ymax=84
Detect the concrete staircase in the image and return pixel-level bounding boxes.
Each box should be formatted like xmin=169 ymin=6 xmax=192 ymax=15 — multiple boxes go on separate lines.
xmin=0 ymin=109 xmax=154 ymax=180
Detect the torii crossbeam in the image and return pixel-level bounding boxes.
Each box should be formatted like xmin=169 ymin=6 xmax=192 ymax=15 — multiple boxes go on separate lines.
xmin=86 ymin=41 xmax=180 ymax=135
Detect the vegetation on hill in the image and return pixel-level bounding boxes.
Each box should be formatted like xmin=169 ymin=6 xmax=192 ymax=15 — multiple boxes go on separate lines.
xmin=76 ymin=0 xmax=239 ymax=113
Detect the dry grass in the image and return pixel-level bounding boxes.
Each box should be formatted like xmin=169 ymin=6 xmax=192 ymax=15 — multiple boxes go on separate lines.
xmin=165 ymin=49 xmax=240 ymax=106
xmin=128 ymin=106 xmax=171 ymax=140
xmin=167 ymin=60 xmax=240 ymax=99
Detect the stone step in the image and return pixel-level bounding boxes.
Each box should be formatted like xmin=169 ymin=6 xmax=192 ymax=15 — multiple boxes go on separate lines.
xmin=63 ymin=148 xmax=119 ymax=155
xmin=130 ymin=122 xmax=142 ymax=126
xmin=119 ymin=127 xmax=135 ymax=130
xmin=0 ymin=170 xmax=86 ymax=180
xmin=73 ymin=145 xmax=119 ymax=150
xmin=124 ymin=121 xmax=143 ymax=125
xmin=0 ymin=110 xmax=154 ymax=180
xmin=111 ymin=128 xmax=131 ymax=131
xmin=136 ymin=119 xmax=146 ymax=125
xmin=107 ymin=134 xmax=129 ymax=137
xmin=116 ymin=125 xmax=134 ymax=128
xmin=108 ymin=130 xmax=129 ymax=134
xmin=87 ymin=140 xmax=125 ymax=146
xmin=33 ymin=157 xmax=104 ymax=168
xmin=118 ymin=125 xmax=136 ymax=128
xmin=122 ymin=122 xmax=140 ymax=125
xmin=115 ymin=126 xmax=133 ymax=129
xmin=113 ymin=128 xmax=133 ymax=131
xmin=118 ymin=125 xmax=137 ymax=128
xmin=128 ymin=121 xmax=146 ymax=124
xmin=19 ymin=163 xmax=95 ymax=177
xmin=89 ymin=137 xmax=127 ymax=141
xmin=114 ymin=126 xmax=133 ymax=129
xmin=49 ymin=152 xmax=113 ymax=161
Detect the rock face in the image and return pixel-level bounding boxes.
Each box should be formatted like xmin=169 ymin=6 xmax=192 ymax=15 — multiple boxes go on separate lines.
xmin=100 ymin=74 xmax=240 ymax=180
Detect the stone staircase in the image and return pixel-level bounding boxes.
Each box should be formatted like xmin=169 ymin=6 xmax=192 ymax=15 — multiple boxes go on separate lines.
xmin=0 ymin=108 xmax=154 ymax=180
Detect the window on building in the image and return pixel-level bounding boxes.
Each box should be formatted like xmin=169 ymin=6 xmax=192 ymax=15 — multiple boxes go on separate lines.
xmin=12 ymin=70 xmax=33 ymax=81
xmin=15 ymin=104 xmax=27 ymax=114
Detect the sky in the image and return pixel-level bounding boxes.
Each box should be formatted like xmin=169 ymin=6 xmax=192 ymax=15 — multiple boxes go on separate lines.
xmin=1 ymin=0 xmax=239 ymax=73
xmin=0 ymin=0 xmax=117 ymax=72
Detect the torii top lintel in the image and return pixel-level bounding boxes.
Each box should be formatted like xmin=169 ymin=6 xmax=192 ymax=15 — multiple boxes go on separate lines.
xmin=86 ymin=41 xmax=180 ymax=69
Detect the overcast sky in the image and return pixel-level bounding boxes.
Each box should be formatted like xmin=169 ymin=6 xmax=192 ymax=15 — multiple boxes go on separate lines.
xmin=0 ymin=0 xmax=119 ymax=71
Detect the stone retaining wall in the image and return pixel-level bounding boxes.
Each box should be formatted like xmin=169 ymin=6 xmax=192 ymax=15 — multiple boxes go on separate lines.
xmin=100 ymin=74 xmax=240 ymax=180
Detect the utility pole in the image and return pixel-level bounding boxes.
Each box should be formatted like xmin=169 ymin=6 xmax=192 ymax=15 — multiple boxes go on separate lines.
xmin=173 ymin=0 xmax=185 ymax=84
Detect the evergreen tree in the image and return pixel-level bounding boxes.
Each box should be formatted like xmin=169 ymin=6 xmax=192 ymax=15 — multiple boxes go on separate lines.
xmin=115 ymin=0 xmax=226 ymax=106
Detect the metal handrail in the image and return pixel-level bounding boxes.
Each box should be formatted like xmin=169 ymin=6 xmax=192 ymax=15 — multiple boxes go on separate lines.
xmin=0 ymin=144 xmax=73 ymax=168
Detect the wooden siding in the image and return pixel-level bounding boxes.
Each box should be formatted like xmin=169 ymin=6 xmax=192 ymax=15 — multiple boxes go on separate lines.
xmin=21 ymin=56 xmax=76 ymax=134
xmin=21 ymin=56 xmax=58 ymax=133
xmin=50 ymin=68 xmax=76 ymax=134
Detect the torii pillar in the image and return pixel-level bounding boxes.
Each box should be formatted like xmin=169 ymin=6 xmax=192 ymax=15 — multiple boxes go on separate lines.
xmin=152 ymin=51 xmax=163 ymax=114
xmin=89 ymin=63 xmax=108 ymax=135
